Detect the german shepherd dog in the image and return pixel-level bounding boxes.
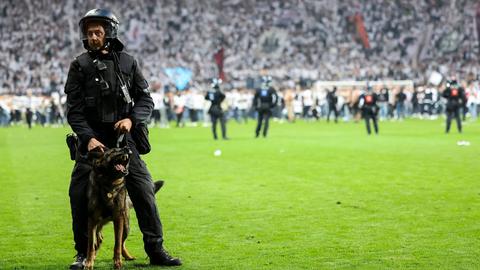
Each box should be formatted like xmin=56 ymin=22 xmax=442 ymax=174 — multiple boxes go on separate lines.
xmin=85 ymin=146 xmax=163 ymax=269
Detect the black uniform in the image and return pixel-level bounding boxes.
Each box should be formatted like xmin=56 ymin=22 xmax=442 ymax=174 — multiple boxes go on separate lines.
xmin=205 ymin=89 xmax=228 ymax=140
xmin=64 ymin=49 xmax=167 ymax=257
xmin=359 ymin=91 xmax=379 ymax=134
xmin=26 ymin=108 xmax=33 ymax=129
xmin=442 ymin=83 xmax=466 ymax=133
xmin=422 ymin=89 xmax=434 ymax=116
xmin=326 ymin=88 xmax=339 ymax=123
xmin=65 ymin=9 xmax=180 ymax=269
xmin=253 ymin=86 xmax=278 ymax=137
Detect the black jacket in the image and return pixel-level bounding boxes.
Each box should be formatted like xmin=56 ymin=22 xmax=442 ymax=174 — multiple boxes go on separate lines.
xmin=378 ymin=88 xmax=389 ymax=102
xmin=359 ymin=92 xmax=378 ymax=114
xmin=326 ymin=91 xmax=338 ymax=105
xmin=64 ymin=50 xmax=153 ymax=153
xmin=253 ymin=87 xmax=278 ymax=111
xmin=396 ymin=92 xmax=407 ymax=104
xmin=442 ymin=86 xmax=466 ymax=110
xmin=205 ymin=90 xmax=226 ymax=116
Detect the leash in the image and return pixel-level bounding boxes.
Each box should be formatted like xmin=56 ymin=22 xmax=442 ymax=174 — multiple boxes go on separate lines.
xmin=116 ymin=133 xmax=126 ymax=148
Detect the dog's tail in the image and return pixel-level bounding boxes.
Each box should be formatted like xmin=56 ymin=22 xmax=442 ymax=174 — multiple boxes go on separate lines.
xmin=153 ymin=180 xmax=164 ymax=194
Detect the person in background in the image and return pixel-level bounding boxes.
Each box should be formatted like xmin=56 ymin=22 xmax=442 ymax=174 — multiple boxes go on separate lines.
xmin=205 ymin=78 xmax=228 ymax=140
xmin=326 ymin=86 xmax=339 ymax=123
xmin=359 ymin=86 xmax=379 ymax=135
xmin=253 ymin=76 xmax=278 ymax=137
xmin=377 ymin=85 xmax=389 ymax=120
xmin=150 ymin=85 xmax=163 ymax=126
xmin=466 ymin=81 xmax=479 ymax=121
xmin=173 ymin=90 xmax=186 ymax=127
xmin=395 ymin=87 xmax=407 ymax=120
xmin=442 ymin=79 xmax=466 ymax=133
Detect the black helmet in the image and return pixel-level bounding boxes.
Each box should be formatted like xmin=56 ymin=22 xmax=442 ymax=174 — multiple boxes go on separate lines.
xmin=79 ymin=8 xmax=123 ymax=51
xmin=446 ymin=79 xmax=458 ymax=88
xmin=211 ymin=78 xmax=222 ymax=90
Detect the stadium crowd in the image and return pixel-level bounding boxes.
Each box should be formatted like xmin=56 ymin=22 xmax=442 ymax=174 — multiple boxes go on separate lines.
xmin=2 ymin=0 xmax=480 ymax=92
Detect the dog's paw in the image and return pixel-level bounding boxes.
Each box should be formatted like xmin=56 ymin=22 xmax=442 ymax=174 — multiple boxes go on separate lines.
xmin=84 ymin=260 xmax=94 ymax=270
xmin=114 ymin=258 xmax=123 ymax=269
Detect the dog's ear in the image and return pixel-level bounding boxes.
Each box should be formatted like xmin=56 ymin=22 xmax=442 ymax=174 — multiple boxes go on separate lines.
xmin=87 ymin=146 xmax=105 ymax=162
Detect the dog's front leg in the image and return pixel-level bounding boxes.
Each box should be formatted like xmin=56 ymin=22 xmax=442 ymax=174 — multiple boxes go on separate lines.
xmin=113 ymin=213 xmax=124 ymax=269
xmin=85 ymin=219 xmax=97 ymax=270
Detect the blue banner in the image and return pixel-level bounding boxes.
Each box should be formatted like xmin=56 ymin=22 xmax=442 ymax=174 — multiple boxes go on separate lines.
xmin=164 ymin=67 xmax=193 ymax=91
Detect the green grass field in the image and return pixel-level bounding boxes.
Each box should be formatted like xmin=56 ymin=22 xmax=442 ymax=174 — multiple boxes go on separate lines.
xmin=0 ymin=119 xmax=479 ymax=269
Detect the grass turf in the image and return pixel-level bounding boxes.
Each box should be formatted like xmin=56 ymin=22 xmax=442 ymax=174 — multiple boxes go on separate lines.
xmin=0 ymin=119 xmax=479 ymax=269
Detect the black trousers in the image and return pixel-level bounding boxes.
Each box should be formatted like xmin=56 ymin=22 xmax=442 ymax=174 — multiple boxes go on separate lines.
xmin=255 ymin=109 xmax=271 ymax=137
xmin=327 ymin=104 xmax=338 ymax=123
xmin=69 ymin=146 xmax=164 ymax=256
xmin=210 ymin=113 xmax=227 ymax=139
xmin=151 ymin=109 xmax=161 ymax=124
xmin=176 ymin=111 xmax=184 ymax=127
xmin=363 ymin=110 xmax=378 ymax=134
xmin=189 ymin=109 xmax=198 ymax=122
xmin=446 ymin=107 xmax=462 ymax=133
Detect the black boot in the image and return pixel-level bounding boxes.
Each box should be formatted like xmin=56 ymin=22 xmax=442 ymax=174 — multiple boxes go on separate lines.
xmin=150 ymin=248 xmax=182 ymax=266
xmin=69 ymin=253 xmax=86 ymax=270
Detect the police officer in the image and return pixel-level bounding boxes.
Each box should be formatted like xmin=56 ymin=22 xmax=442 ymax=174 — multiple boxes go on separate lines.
xmin=64 ymin=9 xmax=181 ymax=269
xmin=359 ymin=86 xmax=379 ymax=135
xmin=205 ymin=78 xmax=229 ymax=140
xmin=326 ymin=86 xmax=339 ymax=123
xmin=253 ymin=76 xmax=278 ymax=138
xmin=442 ymin=79 xmax=466 ymax=133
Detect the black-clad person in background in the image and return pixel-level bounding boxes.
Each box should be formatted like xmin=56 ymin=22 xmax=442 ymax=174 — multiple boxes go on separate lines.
xmin=442 ymin=79 xmax=466 ymax=133
xmin=395 ymin=88 xmax=407 ymax=120
xmin=205 ymin=78 xmax=229 ymax=140
xmin=253 ymin=76 xmax=278 ymax=138
xmin=359 ymin=87 xmax=379 ymax=135
xmin=326 ymin=87 xmax=339 ymax=123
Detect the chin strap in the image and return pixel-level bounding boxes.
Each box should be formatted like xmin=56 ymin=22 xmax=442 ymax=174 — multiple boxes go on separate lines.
xmin=87 ymin=41 xmax=111 ymax=53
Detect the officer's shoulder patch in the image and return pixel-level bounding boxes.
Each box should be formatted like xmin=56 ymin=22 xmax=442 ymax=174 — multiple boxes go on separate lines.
xmin=142 ymin=87 xmax=150 ymax=94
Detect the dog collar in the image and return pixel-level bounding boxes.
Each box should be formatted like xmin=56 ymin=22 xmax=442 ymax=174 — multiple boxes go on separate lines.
xmin=103 ymin=178 xmax=125 ymax=201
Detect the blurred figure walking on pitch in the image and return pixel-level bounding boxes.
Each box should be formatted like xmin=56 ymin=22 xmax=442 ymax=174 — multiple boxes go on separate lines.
xmin=359 ymin=86 xmax=379 ymax=135
xmin=253 ymin=76 xmax=278 ymax=138
xmin=205 ymin=78 xmax=228 ymax=140
xmin=442 ymin=79 xmax=466 ymax=133
xmin=326 ymin=86 xmax=339 ymax=123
